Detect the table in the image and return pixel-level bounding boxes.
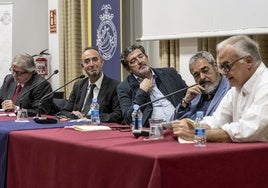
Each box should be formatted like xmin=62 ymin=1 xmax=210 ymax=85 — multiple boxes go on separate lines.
xmin=0 ymin=116 xmax=85 ymax=188
xmin=6 ymin=128 xmax=268 ymax=188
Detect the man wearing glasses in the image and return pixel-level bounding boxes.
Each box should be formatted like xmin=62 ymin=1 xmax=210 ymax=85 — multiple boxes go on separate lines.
xmin=0 ymin=53 xmax=53 ymax=115
xmin=118 ymin=44 xmax=187 ymax=127
xmin=173 ymin=35 xmax=268 ymax=142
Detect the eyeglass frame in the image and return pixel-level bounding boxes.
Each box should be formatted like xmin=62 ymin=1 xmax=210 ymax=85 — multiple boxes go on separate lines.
xmin=218 ymin=56 xmax=247 ymax=73
xmin=9 ymin=67 xmax=28 ymax=76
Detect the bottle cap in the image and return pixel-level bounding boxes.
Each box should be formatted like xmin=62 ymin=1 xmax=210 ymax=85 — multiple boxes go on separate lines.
xmin=92 ymin=98 xmax=98 ymax=102
xmin=133 ymin=104 xmax=140 ymax=110
xmin=196 ymin=111 xmax=204 ymax=118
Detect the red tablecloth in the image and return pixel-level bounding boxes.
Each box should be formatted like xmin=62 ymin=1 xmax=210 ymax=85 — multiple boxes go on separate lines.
xmin=7 ymin=128 xmax=268 ymax=188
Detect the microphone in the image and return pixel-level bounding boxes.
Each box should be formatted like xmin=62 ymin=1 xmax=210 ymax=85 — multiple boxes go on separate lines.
xmin=139 ymin=79 xmax=205 ymax=110
xmin=33 ymin=74 xmax=86 ymax=124
xmin=19 ymin=70 xmax=59 ymax=111
xmin=133 ymin=79 xmax=206 ymax=138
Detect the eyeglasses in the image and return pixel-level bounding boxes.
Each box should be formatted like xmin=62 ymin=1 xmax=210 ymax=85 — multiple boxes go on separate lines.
xmin=9 ymin=67 xmax=28 ymax=76
xmin=218 ymin=56 xmax=247 ymax=73
xmin=128 ymin=53 xmax=145 ymax=64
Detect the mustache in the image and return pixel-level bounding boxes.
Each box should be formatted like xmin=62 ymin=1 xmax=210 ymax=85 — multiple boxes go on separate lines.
xmin=199 ymin=79 xmax=206 ymax=85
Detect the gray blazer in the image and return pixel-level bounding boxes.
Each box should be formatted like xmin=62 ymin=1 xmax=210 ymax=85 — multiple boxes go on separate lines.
xmin=117 ymin=67 xmax=187 ymax=127
xmin=0 ymin=73 xmax=53 ymax=115
xmin=60 ymin=74 xmax=123 ymax=123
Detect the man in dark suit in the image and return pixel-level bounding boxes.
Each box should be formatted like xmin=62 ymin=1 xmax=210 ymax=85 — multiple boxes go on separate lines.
xmin=0 ymin=53 xmax=53 ymax=115
xmin=118 ymin=44 xmax=187 ymax=127
xmin=174 ymin=51 xmax=230 ymax=120
xmin=60 ymin=47 xmax=122 ymax=123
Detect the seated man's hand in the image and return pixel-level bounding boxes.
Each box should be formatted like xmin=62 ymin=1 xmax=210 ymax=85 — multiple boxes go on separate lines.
xmin=172 ymin=119 xmax=195 ymax=141
xmin=71 ymin=111 xmax=85 ymax=119
xmin=140 ymin=78 xmax=154 ymax=92
xmin=183 ymin=85 xmax=204 ymax=104
xmin=1 ymin=100 xmax=16 ymax=111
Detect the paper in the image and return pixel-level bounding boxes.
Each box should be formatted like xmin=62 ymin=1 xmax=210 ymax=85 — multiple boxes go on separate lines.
xmin=69 ymin=118 xmax=91 ymax=122
xmin=0 ymin=112 xmax=16 ymax=117
xmin=67 ymin=125 xmax=111 ymax=132
xmin=178 ymin=137 xmax=194 ymax=144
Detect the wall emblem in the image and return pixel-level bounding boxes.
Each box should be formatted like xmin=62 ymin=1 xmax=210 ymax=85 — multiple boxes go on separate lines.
xmin=96 ymin=4 xmax=117 ymax=61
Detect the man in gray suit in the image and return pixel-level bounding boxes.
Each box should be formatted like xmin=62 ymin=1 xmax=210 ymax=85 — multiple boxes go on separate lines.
xmin=60 ymin=47 xmax=122 ymax=123
xmin=174 ymin=51 xmax=230 ymax=120
xmin=0 ymin=53 xmax=53 ymax=115
xmin=118 ymin=44 xmax=187 ymax=127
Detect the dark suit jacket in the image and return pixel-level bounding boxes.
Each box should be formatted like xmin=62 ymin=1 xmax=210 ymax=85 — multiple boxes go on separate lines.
xmin=174 ymin=75 xmax=230 ymax=120
xmin=117 ymin=68 xmax=187 ymax=127
xmin=0 ymin=73 xmax=53 ymax=115
xmin=61 ymin=74 xmax=122 ymax=123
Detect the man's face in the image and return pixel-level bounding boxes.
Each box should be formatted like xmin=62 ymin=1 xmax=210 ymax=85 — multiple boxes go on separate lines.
xmin=190 ymin=58 xmax=220 ymax=94
xmin=217 ymin=45 xmax=250 ymax=89
xmin=81 ymin=49 xmax=103 ymax=78
xmin=125 ymin=49 xmax=150 ymax=78
xmin=10 ymin=66 xmax=33 ymax=85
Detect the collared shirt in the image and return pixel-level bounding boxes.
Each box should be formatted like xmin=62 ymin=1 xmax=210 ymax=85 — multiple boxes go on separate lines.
xmin=135 ymin=71 xmax=175 ymax=121
xmin=203 ymin=63 xmax=268 ymax=142
xmin=86 ymin=72 xmax=104 ymax=99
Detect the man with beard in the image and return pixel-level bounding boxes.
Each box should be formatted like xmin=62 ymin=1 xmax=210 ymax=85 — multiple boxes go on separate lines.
xmin=173 ymin=51 xmax=230 ymax=120
xmin=173 ymin=35 xmax=268 ymax=142
xmin=118 ymin=44 xmax=187 ymax=127
xmin=59 ymin=47 xmax=123 ymax=123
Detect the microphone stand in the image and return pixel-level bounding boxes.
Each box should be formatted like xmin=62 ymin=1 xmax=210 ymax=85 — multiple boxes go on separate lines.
xmin=18 ymin=70 xmax=59 ymax=112
xmin=34 ymin=74 xmax=85 ymax=124
xmin=139 ymin=83 xmax=198 ymax=109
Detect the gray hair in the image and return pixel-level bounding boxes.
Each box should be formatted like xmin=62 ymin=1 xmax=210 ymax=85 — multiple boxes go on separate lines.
xmin=216 ymin=35 xmax=262 ymax=65
xmin=189 ymin=51 xmax=216 ymax=67
xmin=11 ymin=53 xmax=36 ymax=72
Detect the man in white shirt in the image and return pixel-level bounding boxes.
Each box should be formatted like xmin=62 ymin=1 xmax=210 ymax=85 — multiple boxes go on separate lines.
xmin=173 ymin=35 xmax=268 ymax=142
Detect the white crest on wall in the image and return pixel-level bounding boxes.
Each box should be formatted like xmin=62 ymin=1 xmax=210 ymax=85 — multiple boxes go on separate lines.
xmin=0 ymin=11 xmax=11 ymax=25
xmin=96 ymin=4 xmax=117 ymax=61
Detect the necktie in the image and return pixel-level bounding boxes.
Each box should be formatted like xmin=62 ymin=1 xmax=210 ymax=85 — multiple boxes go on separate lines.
xmin=12 ymin=85 xmax=22 ymax=103
xmin=81 ymin=84 xmax=96 ymax=113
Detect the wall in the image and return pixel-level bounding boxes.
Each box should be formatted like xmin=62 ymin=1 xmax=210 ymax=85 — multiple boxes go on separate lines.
xmin=48 ymin=0 xmax=60 ymax=90
xmin=12 ymin=0 xmax=48 ymax=56
xmin=0 ymin=0 xmax=61 ymax=90
xmin=0 ymin=1 xmax=12 ymax=82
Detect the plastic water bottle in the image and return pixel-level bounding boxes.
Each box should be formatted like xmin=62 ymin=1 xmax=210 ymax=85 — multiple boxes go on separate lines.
xmin=131 ymin=104 xmax=142 ymax=132
xmin=90 ymin=98 xmax=100 ymax=125
xmin=194 ymin=111 xmax=206 ymax=147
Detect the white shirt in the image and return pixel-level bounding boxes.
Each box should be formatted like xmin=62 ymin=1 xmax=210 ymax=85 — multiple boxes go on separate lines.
xmin=87 ymin=72 xmax=104 ymax=99
xmin=81 ymin=73 xmax=104 ymax=112
xmin=149 ymin=74 xmax=175 ymax=121
xmin=203 ymin=63 xmax=268 ymax=142
xmin=134 ymin=71 xmax=175 ymax=121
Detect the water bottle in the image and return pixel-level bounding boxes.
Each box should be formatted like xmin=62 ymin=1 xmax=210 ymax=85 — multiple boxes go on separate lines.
xmin=131 ymin=104 xmax=142 ymax=132
xmin=90 ymin=98 xmax=100 ymax=125
xmin=194 ymin=111 xmax=206 ymax=147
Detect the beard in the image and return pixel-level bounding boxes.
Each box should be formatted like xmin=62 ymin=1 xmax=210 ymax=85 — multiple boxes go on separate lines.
xmin=203 ymin=75 xmax=221 ymax=94
xmin=132 ymin=65 xmax=151 ymax=78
